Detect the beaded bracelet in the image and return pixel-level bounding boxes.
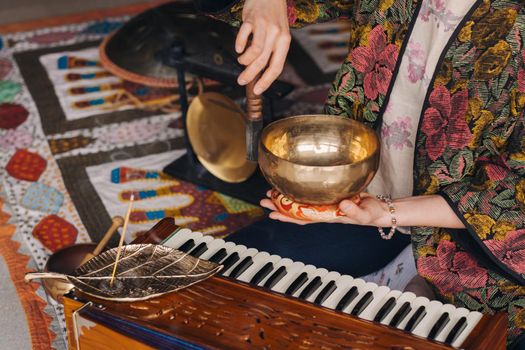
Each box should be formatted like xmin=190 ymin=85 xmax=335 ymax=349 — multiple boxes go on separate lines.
xmin=376 ymin=195 xmax=397 ymax=240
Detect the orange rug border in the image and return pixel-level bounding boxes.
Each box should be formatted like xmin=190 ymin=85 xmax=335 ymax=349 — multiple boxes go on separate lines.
xmin=0 ymin=198 xmax=56 ymax=350
xmin=0 ymin=4 xmax=167 ymax=346
xmin=0 ymin=0 xmax=171 ymax=34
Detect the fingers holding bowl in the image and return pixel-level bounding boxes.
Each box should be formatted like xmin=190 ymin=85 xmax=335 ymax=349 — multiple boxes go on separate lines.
xmin=260 ymin=198 xmax=277 ymax=211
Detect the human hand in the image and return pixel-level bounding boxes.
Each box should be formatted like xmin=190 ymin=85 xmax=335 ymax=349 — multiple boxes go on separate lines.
xmin=236 ymin=0 xmax=291 ymax=94
xmin=260 ymin=191 xmax=392 ymax=227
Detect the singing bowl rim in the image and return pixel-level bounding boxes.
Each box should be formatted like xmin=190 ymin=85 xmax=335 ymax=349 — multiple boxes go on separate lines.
xmin=259 ymin=114 xmax=380 ymax=168
xmin=197 ymin=155 xmax=257 ymax=183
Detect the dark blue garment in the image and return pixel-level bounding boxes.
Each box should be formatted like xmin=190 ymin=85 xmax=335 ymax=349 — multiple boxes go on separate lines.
xmin=227 ymin=217 xmax=411 ymax=277
xmin=511 ymin=334 xmax=525 ymax=350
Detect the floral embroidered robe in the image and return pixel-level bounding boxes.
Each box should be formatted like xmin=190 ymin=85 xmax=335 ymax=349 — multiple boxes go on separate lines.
xmin=196 ymin=0 xmax=525 ymax=345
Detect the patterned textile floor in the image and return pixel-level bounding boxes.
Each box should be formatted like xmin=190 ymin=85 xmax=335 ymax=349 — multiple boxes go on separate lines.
xmin=0 ymin=7 xmax=351 ymax=350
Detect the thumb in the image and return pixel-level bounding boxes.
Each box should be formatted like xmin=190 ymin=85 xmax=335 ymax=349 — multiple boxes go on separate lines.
xmin=339 ymin=200 xmax=357 ymax=215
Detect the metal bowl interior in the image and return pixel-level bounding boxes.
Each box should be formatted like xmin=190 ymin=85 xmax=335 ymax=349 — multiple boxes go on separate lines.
xmin=43 ymin=243 xmax=98 ymax=302
xmin=187 ymin=92 xmax=257 ymax=183
xmin=258 ymin=115 xmax=380 ymax=205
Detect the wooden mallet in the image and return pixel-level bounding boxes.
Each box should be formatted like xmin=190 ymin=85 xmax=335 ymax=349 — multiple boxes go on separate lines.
xmin=79 ymin=216 xmax=125 ymax=265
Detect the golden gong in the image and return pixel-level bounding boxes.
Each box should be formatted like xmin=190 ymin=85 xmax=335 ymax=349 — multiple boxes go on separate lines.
xmin=258 ymin=115 xmax=380 ymax=206
xmin=187 ymin=92 xmax=257 ymax=183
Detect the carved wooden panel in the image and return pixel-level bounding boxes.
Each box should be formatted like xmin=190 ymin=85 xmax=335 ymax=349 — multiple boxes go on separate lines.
xmin=65 ymin=276 xmax=508 ymax=350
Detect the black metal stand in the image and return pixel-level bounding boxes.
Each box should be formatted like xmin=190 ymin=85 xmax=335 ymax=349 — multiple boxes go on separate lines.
xmin=160 ymin=40 xmax=271 ymax=205
xmin=163 ymin=160 xmax=270 ymax=206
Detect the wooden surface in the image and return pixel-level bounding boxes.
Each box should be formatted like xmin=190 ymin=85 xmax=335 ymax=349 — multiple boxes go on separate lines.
xmin=63 ymin=219 xmax=176 ymax=350
xmin=65 ymin=277 xmax=506 ymax=350
xmin=62 ymin=218 xmax=507 ymax=350
xmin=0 ymin=0 xmax=171 ymax=33
xmin=461 ymin=312 xmax=508 ymax=350
xmin=64 ymin=297 xmax=155 ymax=350
xmin=131 ymin=217 xmax=179 ymax=244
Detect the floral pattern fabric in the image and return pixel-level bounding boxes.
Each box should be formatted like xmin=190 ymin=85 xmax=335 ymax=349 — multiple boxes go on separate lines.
xmin=350 ymin=25 xmax=398 ymax=100
xmin=413 ymin=3 xmax=525 ymax=344
xmin=212 ymin=0 xmax=525 ymax=346
xmin=421 ymin=86 xmax=472 ymax=162
xmin=367 ymin=0 xmax=476 ymax=203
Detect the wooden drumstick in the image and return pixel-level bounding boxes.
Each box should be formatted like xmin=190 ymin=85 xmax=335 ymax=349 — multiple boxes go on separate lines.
xmin=245 ymin=73 xmax=263 ymax=162
xmin=80 ymin=216 xmax=125 ymax=265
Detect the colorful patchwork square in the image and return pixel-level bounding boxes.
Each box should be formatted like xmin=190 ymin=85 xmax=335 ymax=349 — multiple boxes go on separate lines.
xmin=215 ymin=193 xmax=263 ymax=215
xmin=0 ymin=129 xmax=33 ymax=149
xmin=48 ymin=135 xmax=94 ymax=154
xmin=0 ymin=103 xmax=28 ymax=129
xmin=32 ymin=215 xmax=78 ymax=252
xmin=21 ymin=183 xmax=64 ymax=214
xmin=110 ymin=167 xmax=172 ymax=183
xmin=0 ymin=81 xmax=22 ymax=103
xmin=5 ymin=149 xmax=47 ymax=181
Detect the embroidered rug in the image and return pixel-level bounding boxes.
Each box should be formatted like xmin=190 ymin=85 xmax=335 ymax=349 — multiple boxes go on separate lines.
xmin=0 ymin=7 xmax=422 ymax=349
xmin=0 ymin=7 xmax=350 ymax=350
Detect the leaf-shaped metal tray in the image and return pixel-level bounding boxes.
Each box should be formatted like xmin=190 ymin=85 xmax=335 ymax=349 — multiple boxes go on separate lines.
xmin=25 ymin=244 xmax=222 ymax=302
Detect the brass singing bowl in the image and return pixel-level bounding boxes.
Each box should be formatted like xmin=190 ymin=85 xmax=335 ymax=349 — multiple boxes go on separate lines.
xmin=258 ymin=115 xmax=380 ymax=205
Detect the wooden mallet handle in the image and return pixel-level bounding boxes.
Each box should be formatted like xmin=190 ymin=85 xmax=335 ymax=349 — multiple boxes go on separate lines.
xmin=245 ymin=73 xmax=263 ymax=162
xmin=80 ymin=216 xmax=124 ymax=265
xmin=245 ymin=77 xmax=263 ymax=123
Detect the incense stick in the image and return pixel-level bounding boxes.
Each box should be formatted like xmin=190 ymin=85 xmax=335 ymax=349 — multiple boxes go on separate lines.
xmin=110 ymin=194 xmax=134 ymax=287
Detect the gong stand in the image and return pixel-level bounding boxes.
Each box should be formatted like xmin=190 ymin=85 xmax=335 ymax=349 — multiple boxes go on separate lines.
xmin=160 ymin=39 xmax=291 ymax=205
